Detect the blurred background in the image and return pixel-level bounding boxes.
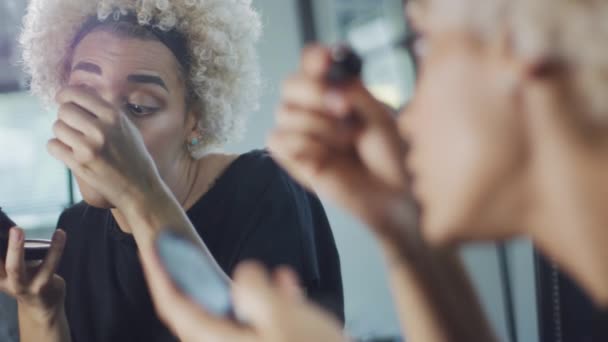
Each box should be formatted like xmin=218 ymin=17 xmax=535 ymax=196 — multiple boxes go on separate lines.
xmin=0 ymin=0 xmax=539 ymax=341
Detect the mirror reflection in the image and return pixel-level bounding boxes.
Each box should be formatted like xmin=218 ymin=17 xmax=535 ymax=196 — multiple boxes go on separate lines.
xmin=1 ymin=1 xmax=607 ymax=342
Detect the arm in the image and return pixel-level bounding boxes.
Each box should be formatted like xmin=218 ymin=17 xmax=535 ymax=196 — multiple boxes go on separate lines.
xmin=336 ymin=191 xmax=496 ymax=341
xmin=18 ymin=303 xmax=71 ymax=342
xmin=115 ymin=179 xmax=230 ymax=283
xmin=381 ymin=235 xmax=496 ymax=342
xmin=48 ymin=86 xmax=229 ymax=282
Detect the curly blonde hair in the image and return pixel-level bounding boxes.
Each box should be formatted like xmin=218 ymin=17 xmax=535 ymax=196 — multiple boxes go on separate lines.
xmin=20 ymin=0 xmax=262 ymax=157
xmin=409 ymin=0 xmax=608 ymax=121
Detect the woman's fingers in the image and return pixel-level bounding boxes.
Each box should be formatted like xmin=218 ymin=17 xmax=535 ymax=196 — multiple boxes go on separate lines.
xmin=47 ymin=138 xmax=89 ymax=175
xmin=4 ymin=228 xmax=26 ymax=294
xmin=232 ymin=262 xmax=280 ymax=329
xmin=51 ymin=119 xmax=102 ymax=165
xmin=52 ymin=119 xmax=88 ymax=151
xmin=275 ymin=105 xmax=356 ymax=149
xmin=57 ymin=102 xmax=105 ymax=146
xmin=300 ymin=44 xmax=332 ymax=79
xmin=282 ymin=74 xmax=329 ymax=113
xmin=31 ymin=230 xmax=66 ymax=291
xmin=267 ymin=130 xmax=330 ymax=185
xmin=56 ymin=86 xmax=116 ymax=123
xmin=273 ymin=266 xmax=304 ymax=302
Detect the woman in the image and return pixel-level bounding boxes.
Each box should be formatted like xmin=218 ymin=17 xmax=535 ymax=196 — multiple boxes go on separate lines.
xmin=272 ymin=0 xmax=608 ymax=339
xmin=143 ymin=0 xmax=608 ymax=341
xmin=0 ymin=0 xmax=344 ymax=341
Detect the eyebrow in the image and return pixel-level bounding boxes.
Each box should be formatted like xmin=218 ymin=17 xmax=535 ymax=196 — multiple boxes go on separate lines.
xmin=72 ymin=61 xmax=102 ymax=75
xmin=71 ymin=61 xmax=169 ymax=92
xmin=127 ymin=74 xmax=169 ymax=92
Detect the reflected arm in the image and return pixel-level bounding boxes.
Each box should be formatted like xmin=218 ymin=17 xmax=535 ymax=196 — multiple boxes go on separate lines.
xmin=373 ymin=201 xmax=497 ymax=342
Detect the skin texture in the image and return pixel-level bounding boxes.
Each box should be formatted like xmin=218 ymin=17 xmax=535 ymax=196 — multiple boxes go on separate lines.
xmin=401 ymin=7 xmax=608 ymax=305
xmin=62 ymin=29 xmax=206 ymax=211
xmin=400 ymin=31 xmax=530 ymax=244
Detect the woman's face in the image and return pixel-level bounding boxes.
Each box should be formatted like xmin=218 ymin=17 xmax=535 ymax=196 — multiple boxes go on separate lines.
xmin=399 ymin=24 xmax=528 ymax=243
xmin=66 ymin=30 xmax=195 ymax=208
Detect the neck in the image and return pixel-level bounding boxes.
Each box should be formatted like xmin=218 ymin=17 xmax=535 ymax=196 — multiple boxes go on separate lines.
xmin=523 ymin=81 xmax=608 ymax=307
xmin=111 ymin=152 xmax=237 ymax=234
xmin=527 ymin=181 xmax=608 ymax=308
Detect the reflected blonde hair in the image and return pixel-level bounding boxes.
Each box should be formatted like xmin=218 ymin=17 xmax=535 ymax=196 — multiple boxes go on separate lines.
xmin=409 ymin=0 xmax=608 ymax=121
xmin=20 ymin=0 xmax=262 ymax=157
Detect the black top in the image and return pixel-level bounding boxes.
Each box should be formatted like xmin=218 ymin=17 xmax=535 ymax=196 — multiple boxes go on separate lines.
xmin=536 ymin=253 xmax=608 ymax=342
xmin=593 ymin=309 xmax=608 ymax=341
xmin=56 ymin=150 xmax=344 ymax=342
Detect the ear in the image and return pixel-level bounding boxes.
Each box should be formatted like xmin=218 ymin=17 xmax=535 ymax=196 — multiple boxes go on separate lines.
xmin=503 ymin=39 xmax=563 ymax=82
xmin=184 ymin=104 xmax=202 ymax=137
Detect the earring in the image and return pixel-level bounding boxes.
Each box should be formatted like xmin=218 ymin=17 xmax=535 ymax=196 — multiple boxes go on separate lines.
xmin=187 ymin=130 xmax=205 ymax=153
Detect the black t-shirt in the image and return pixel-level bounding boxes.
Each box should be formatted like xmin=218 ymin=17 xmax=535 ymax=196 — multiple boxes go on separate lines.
xmin=537 ymin=255 xmax=608 ymax=342
xmin=56 ymin=150 xmax=344 ymax=342
xmin=593 ymin=309 xmax=608 ymax=341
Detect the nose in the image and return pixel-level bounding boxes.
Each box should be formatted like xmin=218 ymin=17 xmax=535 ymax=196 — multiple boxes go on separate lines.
xmin=76 ymin=81 xmax=123 ymax=109
xmin=100 ymin=84 xmax=121 ymax=107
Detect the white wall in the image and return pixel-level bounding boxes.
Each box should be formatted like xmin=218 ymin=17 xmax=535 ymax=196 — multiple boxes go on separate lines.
xmin=225 ymin=1 xmax=302 ymax=152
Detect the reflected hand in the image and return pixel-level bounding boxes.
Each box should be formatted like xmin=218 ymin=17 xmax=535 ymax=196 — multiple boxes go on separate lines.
xmin=48 ymin=86 xmax=161 ymax=209
xmin=0 ymin=227 xmax=66 ymax=321
xmin=142 ymin=252 xmax=348 ymax=342
xmin=269 ymin=44 xmax=409 ymax=231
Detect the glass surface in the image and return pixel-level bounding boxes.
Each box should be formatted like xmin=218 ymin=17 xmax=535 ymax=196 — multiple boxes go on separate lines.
xmin=0 ymin=92 xmax=69 ymax=231
xmin=0 ymin=0 xmax=27 ymax=91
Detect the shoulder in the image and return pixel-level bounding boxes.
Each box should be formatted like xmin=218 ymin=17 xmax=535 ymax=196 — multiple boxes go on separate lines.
xmin=232 ymin=149 xmax=283 ymax=177
xmin=232 ymin=149 xmax=307 ymax=199
xmin=239 ymin=150 xmax=318 ymax=221
xmin=231 ymin=150 xmax=329 ymax=245
xmin=56 ymin=201 xmax=104 ymax=232
xmin=211 ymin=149 xmax=305 ymax=205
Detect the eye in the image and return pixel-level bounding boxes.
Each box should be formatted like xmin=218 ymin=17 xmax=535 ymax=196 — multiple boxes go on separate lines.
xmin=125 ymin=103 xmax=158 ymax=117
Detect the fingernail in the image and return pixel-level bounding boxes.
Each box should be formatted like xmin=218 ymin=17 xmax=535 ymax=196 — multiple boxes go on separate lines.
xmin=324 ymin=91 xmax=348 ymax=117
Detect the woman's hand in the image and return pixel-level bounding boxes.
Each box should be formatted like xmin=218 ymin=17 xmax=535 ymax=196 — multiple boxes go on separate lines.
xmin=0 ymin=227 xmax=66 ymax=322
xmin=48 ymin=86 xmax=161 ymax=209
xmin=268 ymin=45 xmax=410 ymax=231
xmin=141 ymin=252 xmax=348 ymax=342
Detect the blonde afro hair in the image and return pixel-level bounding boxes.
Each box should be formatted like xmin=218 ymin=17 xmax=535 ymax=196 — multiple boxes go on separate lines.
xmin=20 ymin=0 xmax=262 ymax=156
xmin=410 ymin=0 xmax=608 ymax=122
